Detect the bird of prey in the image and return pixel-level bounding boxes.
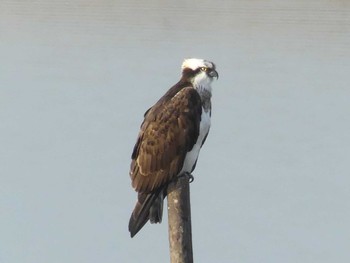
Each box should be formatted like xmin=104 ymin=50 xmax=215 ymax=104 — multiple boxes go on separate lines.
xmin=128 ymin=58 xmax=218 ymax=237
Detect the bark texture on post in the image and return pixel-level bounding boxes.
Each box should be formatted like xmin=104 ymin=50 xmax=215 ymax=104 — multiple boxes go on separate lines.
xmin=167 ymin=175 xmax=193 ymax=263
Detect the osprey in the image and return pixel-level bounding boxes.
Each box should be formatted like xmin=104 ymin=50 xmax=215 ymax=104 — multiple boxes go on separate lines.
xmin=129 ymin=58 xmax=218 ymax=237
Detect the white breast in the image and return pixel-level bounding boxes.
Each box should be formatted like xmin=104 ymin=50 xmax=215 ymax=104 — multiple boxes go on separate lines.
xmin=180 ymin=108 xmax=211 ymax=175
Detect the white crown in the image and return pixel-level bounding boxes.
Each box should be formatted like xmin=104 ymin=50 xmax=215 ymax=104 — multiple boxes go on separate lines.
xmin=181 ymin=58 xmax=214 ymax=71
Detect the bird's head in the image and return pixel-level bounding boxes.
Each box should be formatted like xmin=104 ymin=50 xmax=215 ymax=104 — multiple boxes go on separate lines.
xmin=181 ymin=58 xmax=219 ymax=88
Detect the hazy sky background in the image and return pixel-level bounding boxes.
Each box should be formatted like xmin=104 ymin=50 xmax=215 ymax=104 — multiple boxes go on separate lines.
xmin=1 ymin=1 xmax=350 ymax=262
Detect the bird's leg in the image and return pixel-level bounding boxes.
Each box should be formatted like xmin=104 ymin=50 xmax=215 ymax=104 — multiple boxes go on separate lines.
xmin=179 ymin=172 xmax=194 ymax=183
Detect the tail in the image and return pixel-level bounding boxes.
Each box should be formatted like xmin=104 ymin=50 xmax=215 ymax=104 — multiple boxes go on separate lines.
xmin=128 ymin=187 xmax=166 ymax=238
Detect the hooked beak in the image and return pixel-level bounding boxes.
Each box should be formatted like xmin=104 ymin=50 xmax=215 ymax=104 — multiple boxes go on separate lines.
xmin=208 ymin=69 xmax=219 ymax=79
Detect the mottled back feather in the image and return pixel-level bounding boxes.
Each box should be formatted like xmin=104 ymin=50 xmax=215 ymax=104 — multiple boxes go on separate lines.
xmin=130 ymin=83 xmax=202 ymax=193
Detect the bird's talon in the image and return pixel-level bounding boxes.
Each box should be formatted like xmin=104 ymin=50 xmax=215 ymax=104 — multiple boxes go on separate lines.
xmin=181 ymin=172 xmax=194 ymax=183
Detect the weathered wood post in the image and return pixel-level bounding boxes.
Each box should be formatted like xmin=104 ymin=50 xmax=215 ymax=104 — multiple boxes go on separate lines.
xmin=167 ymin=175 xmax=193 ymax=263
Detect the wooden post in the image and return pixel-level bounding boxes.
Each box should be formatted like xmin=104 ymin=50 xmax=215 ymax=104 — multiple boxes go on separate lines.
xmin=167 ymin=175 xmax=193 ymax=263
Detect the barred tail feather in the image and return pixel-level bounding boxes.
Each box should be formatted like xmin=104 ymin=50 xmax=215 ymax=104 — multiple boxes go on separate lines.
xmin=128 ymin=188 xmax=165 ymax=237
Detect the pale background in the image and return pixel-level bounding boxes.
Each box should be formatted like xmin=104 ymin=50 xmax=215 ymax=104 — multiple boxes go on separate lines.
xmin=1 ymin=1 xmax=350 ymax=262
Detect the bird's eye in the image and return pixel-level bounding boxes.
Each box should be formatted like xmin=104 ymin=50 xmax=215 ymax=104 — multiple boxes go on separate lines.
xmin=200 ymin=67 xmax=207 ymax=72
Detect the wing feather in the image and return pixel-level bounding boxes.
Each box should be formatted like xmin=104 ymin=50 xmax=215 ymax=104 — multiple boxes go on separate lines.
xmin=130 ymin=86 xmax=202 ymax=193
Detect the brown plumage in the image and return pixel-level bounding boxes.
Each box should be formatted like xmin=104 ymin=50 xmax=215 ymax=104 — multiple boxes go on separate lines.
xmin=130 ymin=86 xmax=202 ymax=192
xmin=129 ymin=84 xmax=202 ymax=237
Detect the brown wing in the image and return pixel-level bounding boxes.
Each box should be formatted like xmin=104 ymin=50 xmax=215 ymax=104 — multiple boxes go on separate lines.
xmin=130 ymin=86 xmax=202 ymax=193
